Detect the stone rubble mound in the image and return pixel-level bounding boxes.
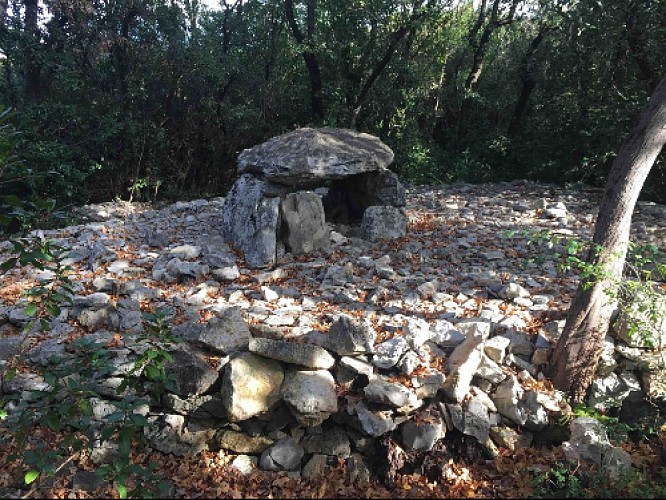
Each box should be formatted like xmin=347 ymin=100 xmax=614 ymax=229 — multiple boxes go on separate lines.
xmin=0 ymin=180 xmax=664 ymax=482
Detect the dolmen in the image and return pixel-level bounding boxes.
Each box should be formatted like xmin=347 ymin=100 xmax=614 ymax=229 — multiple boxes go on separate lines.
xmin=222 ymin=127 xmax=408 ymax=268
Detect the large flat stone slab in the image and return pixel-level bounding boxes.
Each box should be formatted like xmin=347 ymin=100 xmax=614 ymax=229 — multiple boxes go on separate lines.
xmin=237 ymin=127 xmax=394 ymax=186
xmin=248 ymin=338 xmax=335 ymax=369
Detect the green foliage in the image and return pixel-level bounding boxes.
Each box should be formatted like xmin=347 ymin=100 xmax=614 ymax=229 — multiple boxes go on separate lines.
xmin=0 ymin=107 xmax=75 ymax=333
xmin=529 ymin=460 xmax=666 ymax=499
xmin=2 ymin=308 xmax=180 ymax=498
xmin=120 ymin=307 xmax=181 ymax=399
xmin=513 ymin=228 xmax=666 ymax=351
xmin=0 ymin=109 xmax=178 ymax=497
xmin=558 ymin=403 xmax=641 ymax=445
xmin=0 ymin=0 xmax=662 ymax=202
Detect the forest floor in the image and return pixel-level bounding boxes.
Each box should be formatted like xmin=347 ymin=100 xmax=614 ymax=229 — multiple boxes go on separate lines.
xmin=1 ymin=180 xmax=665 ymax=498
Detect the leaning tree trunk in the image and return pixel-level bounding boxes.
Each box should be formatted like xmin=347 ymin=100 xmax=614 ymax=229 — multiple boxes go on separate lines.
xmin=549 ymin=74 xmax=666 ymax=402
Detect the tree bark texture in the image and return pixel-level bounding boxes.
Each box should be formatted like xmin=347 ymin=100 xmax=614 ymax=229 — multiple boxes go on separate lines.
xmin=349 ymin=9 xmax=426 ymax=129
xmin=507 ymin=25 xmax=553 ymax=135
xmin=549 ymin=74 xmax=666 ymax=402
xmin=285 ymin=0 xmax=324 ymax=121
xmin=23 ymin=0 xmax=41 ymax=99
xmin=458 ymin=0 xmax=519 ymax=141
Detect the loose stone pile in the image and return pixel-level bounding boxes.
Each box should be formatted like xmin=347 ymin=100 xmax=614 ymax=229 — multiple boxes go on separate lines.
xmin=0 ymin=178 xmax=664 ymax=483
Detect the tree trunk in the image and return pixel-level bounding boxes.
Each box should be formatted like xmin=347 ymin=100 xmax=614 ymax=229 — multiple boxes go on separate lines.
xmin=23 ymin=0 xmax=41 ymax=99
xmin=626 ymin=0 xmax=660 ymax=92
xmin=549 ymin=74 xmax=666 ymax=402
xmin=285 ymin=0 xmax=324 ymax=121
xmin=0 ymin=0 xmax=8 ymax=27
xmin=508 ymin=25 xmax=553 ymax=135
xmin=349 ymin=21 xmax=416 ymax=129
xmin=457 ymin=0 xmax=519 ymax=142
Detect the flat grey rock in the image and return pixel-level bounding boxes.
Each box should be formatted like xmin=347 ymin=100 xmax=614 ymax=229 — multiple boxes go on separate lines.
xmin=401 ymin=418 xmax=443 ymax=451
xmin=179 ymin=306 xmax=250 ymax=354
xmin=326 ymin=314 xmax=375 ymax=356
xmin=364 ymin=379 xmax=418 ymax=408
xmin=221 ymin=175 xmax=280 ymax=269
xmin=360 ymin=206 xmax=408 ymax=242
xmin=249 ymin=337 xmax=335 ymax=369
xmin=238 ymin=127 xmax=394 ymax=186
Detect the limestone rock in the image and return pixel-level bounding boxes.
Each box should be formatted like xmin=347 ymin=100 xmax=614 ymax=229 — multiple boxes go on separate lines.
xmin=302 ymin=427 xmax=351 ymax=459
xmin=402 ymin=318 xmax=432 ymax=349
xmin=484 ymin=335 xmax=511 ymax=364
xmin=165 ymin=346 xmax=220 ymax=397
xmin=179 ymin=306 xmax=250 ymax=354
xmin=446 ymin=394 xmax=493 ymax=444
xmin=355 ymin=402 xmax=396 ymax=437
xmin=498 ymin=283 xmax=530 ymax=300
xmin=401 ymin=418 xmax=444 ymax=451
xmin=489 ymin=425 xmax=533 ymax=451
xmin=259 ymin=436 xmax=304 ymax=471
xmin=340 ymin=356 xmax=375 ymax=377
xmin=441 ymin=321 xmax=488 ymax=402
xmin=326 ymin=314 xmax=375 ymax=355
xmin=231 ymin=455 xmax=258 ymax=476
xmin=429 ymin=321 xmax=466 ymax=349
xmin=237 ymin=127 xmax=394 ymax=186
xmin=221 ymin=352 xmax=284 ymax=421
xmin=612 ymin=287 xmax=665 ymax=348
xmin=372 ymin=337 xmax=409 ymax=369
xmin=360 ymin=206 xmax=408 ymax=242
xmin=281 ymin=369 xmax=337 ymax=426
xmin=280 ymin=192 xmax=330 ymax=254
xmin=217 ymin=430 xmax=273 ymax=454
xmin=491 ymin=375 xmax=526 ymax=426
xmin=144 ymin=416 xmax=215 ymax=456
xmin=475 ymin=354 xmax=506 ymax=384
xmin=302 ymin=454 xmax=330 ymax=479
xmin=364 ymin=379 xmax=418 ymax=408
xmin=588 ymin=371 xmax=643 ymax=410
xmin=249 ymin=338 xmax=335 ymax=369
xmin=221 ymin=174 xmax=280 ymax=269
xmin=562 ymin=417 xmax=632 ymax=478
xmin=347 ymin=453 xmax=372 ymax=483
xmin=163 ymin=393 xmax=227 ymax=419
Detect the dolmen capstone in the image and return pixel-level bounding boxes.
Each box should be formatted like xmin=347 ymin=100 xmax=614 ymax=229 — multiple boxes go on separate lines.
xmin=222 ymin=127 xmax=408 ymax=268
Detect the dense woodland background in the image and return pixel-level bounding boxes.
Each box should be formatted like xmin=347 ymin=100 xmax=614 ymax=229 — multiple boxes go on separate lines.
xmin=0 ymin=0 xmax=664 ymax=208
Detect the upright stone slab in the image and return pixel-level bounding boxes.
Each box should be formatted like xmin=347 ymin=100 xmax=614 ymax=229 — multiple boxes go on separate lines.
xmin=237 ymin=127 xmax=394 ymax=186
xmin=280 ymin=192 xmax=330 ymax=254
xmin=221 ymin=174 xmax=280 ymax=269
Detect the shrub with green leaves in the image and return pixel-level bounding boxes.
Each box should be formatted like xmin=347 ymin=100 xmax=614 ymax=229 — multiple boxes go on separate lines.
xmin=511 ymin=229 xmax=666 ymax=355
xmin=529 ymin=459 xmax=666 ymax=499
xmin=2 ymin=308 xmax=179 ymax=498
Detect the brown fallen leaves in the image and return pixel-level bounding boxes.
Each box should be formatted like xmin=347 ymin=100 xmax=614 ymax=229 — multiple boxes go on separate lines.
xmin=3 ymin=429 xmax=664 ymax=500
